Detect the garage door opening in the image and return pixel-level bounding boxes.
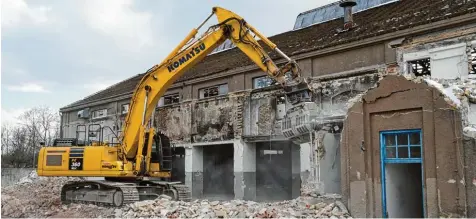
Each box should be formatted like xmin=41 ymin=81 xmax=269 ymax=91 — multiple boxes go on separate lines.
xmin=171 ymin=146 xmax=185 ymax=183
xmin=381 ymin=130 xmax=425 ymax=218
xmin=202 ymin=144 xmax=234 ymax=200
xmin=256 ymin=141 xmax=292 ymax=201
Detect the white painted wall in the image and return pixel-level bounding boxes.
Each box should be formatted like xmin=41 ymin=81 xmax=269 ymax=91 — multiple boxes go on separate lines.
xmin=233 ymin=140 xmax=256 ymax=172
xmin=430 ymin=43 xmax=468 ymax=79
xmin=300 ymin=142 xmax=311 ymax=173
xmin=185 ymin=147 xmax=203 ymax=172
xmin=320 ymin=133 xmax=341 ymax=194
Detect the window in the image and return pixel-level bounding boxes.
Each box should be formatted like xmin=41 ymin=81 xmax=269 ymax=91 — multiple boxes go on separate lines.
xmin=199 ymin=84 xmax=228 ymax=99
xmin=253 ymin=76 xmax=274 ymax=89
xmin=408 ymin=58 xmax=431 ymax=76
xmin=158 ymin=93 xmax=180 ymax=107
xmin=470 ymin=47 xmax=476 ymax=75
xmin=381 ymin=130 xmax=422 ymax=161
xmin=121 ymin=104 xmax=129 ymax=114
xmin=92 ymin=109 xmax=108 ymax=119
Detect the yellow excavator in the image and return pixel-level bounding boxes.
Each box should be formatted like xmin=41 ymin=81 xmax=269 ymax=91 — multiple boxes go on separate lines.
xmin=36 ymin=7 xmax=310 ymax=206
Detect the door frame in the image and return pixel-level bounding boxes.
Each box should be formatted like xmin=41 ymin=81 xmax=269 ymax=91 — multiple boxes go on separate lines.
xmin=380 ymin=129 xmax=426 ymax=218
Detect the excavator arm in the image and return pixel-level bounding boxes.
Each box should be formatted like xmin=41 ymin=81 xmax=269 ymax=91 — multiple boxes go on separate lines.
xmin=121 ymin=7 xmax=303 ymax=160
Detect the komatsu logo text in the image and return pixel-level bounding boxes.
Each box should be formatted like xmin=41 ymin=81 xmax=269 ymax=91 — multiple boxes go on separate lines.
xmin=167 ymin=43 xmax=206 ymax=72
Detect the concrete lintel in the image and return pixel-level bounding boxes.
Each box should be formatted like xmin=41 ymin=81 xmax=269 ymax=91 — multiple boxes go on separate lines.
xmin=175 ymin=140 xmax=235 ymax=148
xmin=242 ymin=135 xmax=289 ymax=142
xmin=310 ymin=65 xmax=383 ymax=82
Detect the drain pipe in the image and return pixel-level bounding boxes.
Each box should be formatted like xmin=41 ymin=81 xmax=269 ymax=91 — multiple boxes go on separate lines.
xmin=315 ymin=130 xmax=321 ymax=184
xmin=317 ymin=132 xmax=321 ymax=184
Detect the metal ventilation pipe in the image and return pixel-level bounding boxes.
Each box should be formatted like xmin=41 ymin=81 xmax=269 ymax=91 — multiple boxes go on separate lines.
xmin=339 ymin=0 xmax=357 ymax=29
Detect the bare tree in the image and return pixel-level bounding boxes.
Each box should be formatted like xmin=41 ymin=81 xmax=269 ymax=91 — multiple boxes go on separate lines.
xmin=2 ymin=123 xmax=11 ymax=155
xmin=1 ymin=106 xmax=60 ymax=167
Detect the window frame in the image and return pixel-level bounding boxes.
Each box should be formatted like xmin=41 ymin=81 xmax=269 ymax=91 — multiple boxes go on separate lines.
xmin=407 ymin=58 xmax=431 ymax=77
xmin=121 ymin=104 xmax=129 ymax=115
xmin=380 ymin=129 xmax=423 ymax=163
xmin=198 ymin=83 xmax=228 ymax=99
xmin=158 ymin=93 xmax=180 ymax=107
xmin=91 ymin=108 xmax=108 ymax=119
xmin=252 ymin=75 xmax=274 ymax=89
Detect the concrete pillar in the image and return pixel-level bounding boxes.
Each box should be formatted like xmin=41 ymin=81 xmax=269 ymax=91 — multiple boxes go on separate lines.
xmin=234 ymin=140 xmax=256 ymax=200
xmin=291 ymin=143 xmax=301 ymax=198
xmin=300 ymin=142 xmax=311 ymax=188
xmin=185 ymin=146 xmax=204 ymax=199
xmin=320 ymin=133 xmax=342 ymax=194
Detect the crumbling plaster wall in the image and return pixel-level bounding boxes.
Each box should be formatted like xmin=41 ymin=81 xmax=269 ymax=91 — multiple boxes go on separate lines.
xmin=395 ymin=25 xmax=476 ymax=126
xmin=396 ymin=23 xmax=476 ymax=79
xmin=243 ymin=89 xmax=286 ymax=137
xmin=307 ymin=72 xmax=382 ymax=118
xmin=155 ymin=91 xmax=246 ymax=144
xmin=341 ymin=75 xmax=468 ymax=218
xmin=393 ymin=27 xmax=476 ymax=217
xmin=155 ymin=102 xmax=192 ymax=143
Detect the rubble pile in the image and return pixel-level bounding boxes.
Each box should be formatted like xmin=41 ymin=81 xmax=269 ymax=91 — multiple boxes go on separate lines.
xmin=2 ymin=170 xmax=352 ymax=218
xmin=2 ymin=171 xmax=69 ymax=217
xmin=119 ymin=196 xmax=352 ymax=218
xmin=1 ymin=171 xmax=111 ymax=218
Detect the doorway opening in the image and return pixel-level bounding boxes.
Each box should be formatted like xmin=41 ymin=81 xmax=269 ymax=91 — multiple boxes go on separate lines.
xmin=256 ymin=141 xmax=292 ymax=201
xmin=380 ymin=129 xmax=425 ymax=218
xmin=202 ymin=144 xmax=234 ymax=200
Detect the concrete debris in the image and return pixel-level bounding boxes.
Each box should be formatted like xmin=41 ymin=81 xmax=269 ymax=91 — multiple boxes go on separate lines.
xmin=2 ymin=170 xmax=353 ymax=218
xmin=17 ymin=170 xmax=38 ymax=184
xmin=119 ymin=196 xmax=352 ymax=218
xmin=463 ymin=126 xmax=476 ymax=138
xmin=1 ymin=170 xmax=112 ymax=218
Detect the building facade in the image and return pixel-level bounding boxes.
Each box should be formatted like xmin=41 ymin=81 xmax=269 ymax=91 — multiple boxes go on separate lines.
xmin=59 ymin=0 xmax=476 ymax=217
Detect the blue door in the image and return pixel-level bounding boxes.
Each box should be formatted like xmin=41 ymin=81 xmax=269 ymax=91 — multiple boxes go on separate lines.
xmin=380 ymin=129 xmax=425 ymax=218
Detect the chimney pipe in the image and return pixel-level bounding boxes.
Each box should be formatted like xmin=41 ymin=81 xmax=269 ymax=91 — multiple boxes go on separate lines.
xmin=339 ymin=0 xmax=357 ymax=30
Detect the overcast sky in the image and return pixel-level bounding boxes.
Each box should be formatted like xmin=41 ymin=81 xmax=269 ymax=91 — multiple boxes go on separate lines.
xmin=1 ymin=0 xmax=336 ymax=125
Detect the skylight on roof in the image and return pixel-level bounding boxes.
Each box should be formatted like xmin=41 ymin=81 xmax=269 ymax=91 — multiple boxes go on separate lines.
xmin=293 ymin=0 xmax=400 ymax=30
xmin=210 ymin=39 xmax=236 ymax=54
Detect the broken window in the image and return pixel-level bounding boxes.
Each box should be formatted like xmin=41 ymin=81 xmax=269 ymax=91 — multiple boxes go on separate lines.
xmin=276 ymin=95 xmax=286 ymax=105
xmin=121 ymin=104 xmax=129 ymax=114
xmin=91 ymin=109 xmax=108 ymax=119
xmin=470 ymin=47 xmax=476 ymax=74
xmin=253 ymin=76 xmax=274 ymax=89
xmin=164 ymin=94 xmax=180 ymax=105
xmin=158 ymin=93 xmax=180 ymax=107
xmin=199 ymin=84 xmax=228 ymax=99
xmin=408 ymin=58 xmax=431 ymax=76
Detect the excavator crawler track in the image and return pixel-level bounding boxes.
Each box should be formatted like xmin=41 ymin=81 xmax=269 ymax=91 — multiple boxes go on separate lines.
xmin=61 ymin=180 xmax=191 ymax=207
xmin=172 ymin=184 xmax=192 ymax=202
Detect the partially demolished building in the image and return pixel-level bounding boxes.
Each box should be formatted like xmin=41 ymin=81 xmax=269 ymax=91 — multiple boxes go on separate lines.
xmin=59 ymin=0 xmax=476 ymax=217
